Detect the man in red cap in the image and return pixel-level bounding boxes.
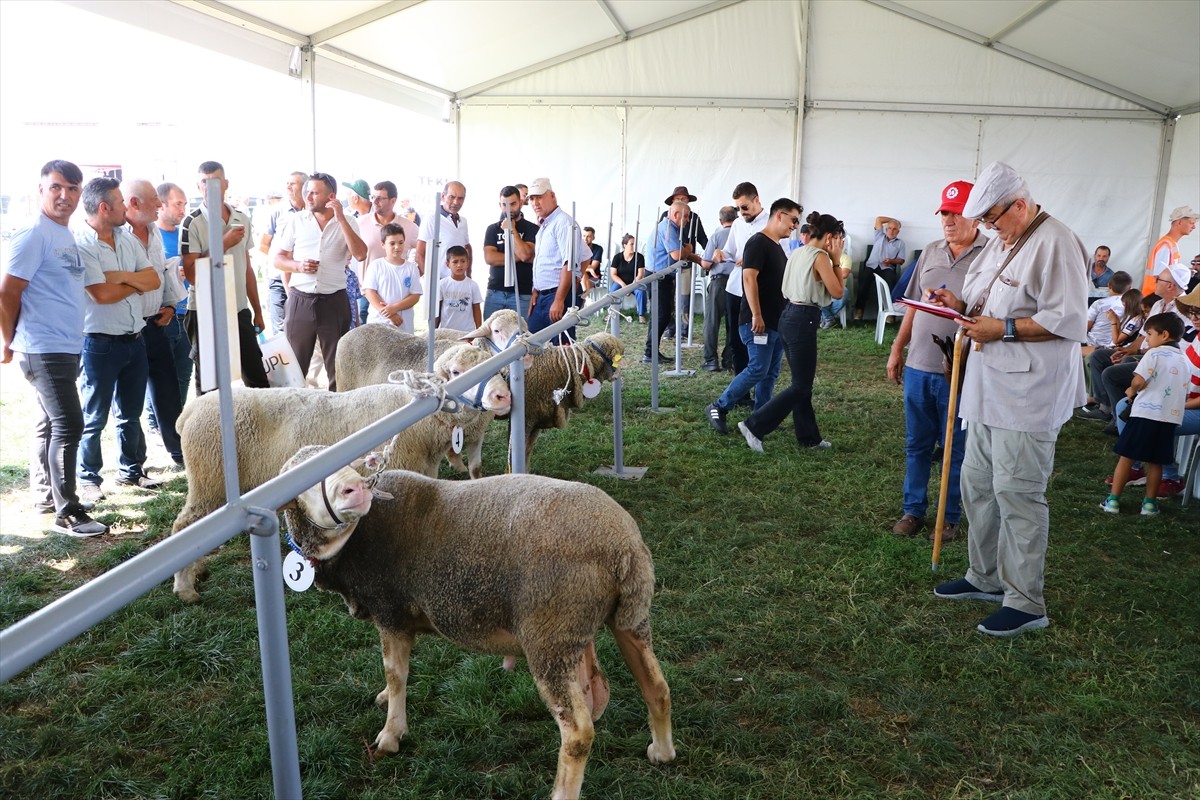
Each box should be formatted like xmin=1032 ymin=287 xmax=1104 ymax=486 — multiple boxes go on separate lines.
xmin=885 ymin=180 xmax=985 ymax=542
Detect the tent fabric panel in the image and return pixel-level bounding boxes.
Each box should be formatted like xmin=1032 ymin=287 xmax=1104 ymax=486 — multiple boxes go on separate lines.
xmin=476 ymin=0 xmax=802 ymax=102
xmin=808 ymin=0 xmax=1146 ymax=113
xmin=1001 ymin=1 xmax=1200 ymax=112
xmin=1162 ymin=112 xmax=1200 ymax=239
xmin=458 ymin=105 xmax=627 ymax=243
xmin=799 ymin=110 xmax=981 ymax=264
xmin=623 ymin=106 xmax=799 ymax=230
xmin=979 ymin=114 xmax=1161 ymax=281
xmin=800 ymin=109 xmax=1163 ymax=279
xmin=329 ymin=0 xmax=614 ymax=95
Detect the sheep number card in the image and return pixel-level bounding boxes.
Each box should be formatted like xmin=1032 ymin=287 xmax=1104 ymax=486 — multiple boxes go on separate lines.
xmin=283 ymin=551 xmax=315 ymax=592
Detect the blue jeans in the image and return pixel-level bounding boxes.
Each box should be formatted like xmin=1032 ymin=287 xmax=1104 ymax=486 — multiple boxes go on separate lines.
xmin=744 ymin=304 xmax=822 ymax=445
xmin=140 ymin=319 xmax=184 ymax=463
xmin=166 ymin=314 xmax=193 ymax=407
xmin=528 ymin=290 xmax=574 ymax=344
xmin=268 ymin=276 xmax=287 ymax=336
xmin=78 ymin=333 xmax=150 ymax=485
xmin=820 ymin=297 xmax=846 ymax=325
xmin=484 ymin=289 xmax=530 ymax=322
xmin=17 ymin=351 xmax=86 ymax=515
xmin=716 ymin=323 xmax=783 ymax=412
xmin=609 ymin=282 xmax=646 ymax=320
xmin=1114 ymin=398 xmax=1198 ymax=480
xmin=901 ymin=367 xmax=964 ymax=523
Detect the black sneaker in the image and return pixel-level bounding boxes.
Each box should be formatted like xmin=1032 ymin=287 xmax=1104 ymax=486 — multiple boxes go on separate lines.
xmin=933 ymin=578 xmax=1003 ymax=603
xmin=976 ymin=607 xmax=1049 ymax=638
xmin=51 ymin=511 xmax=108 ymax=537
xmin=116 ymin=473 xmax=164 ymax=490
xmin=705 ymin=402 xmax=728 ymax=434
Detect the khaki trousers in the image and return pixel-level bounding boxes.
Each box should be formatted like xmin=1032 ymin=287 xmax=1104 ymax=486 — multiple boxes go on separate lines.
xmin=961 ymin=421 xmax=1061 ymax=616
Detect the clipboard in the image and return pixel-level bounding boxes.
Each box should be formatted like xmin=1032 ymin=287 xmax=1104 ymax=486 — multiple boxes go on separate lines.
xmin=896 ymin=298 xmax=974 ymax=322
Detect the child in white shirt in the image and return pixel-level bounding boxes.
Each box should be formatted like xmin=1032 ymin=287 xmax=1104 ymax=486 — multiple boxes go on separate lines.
xmin=363 ymin=223 xmax=423 ymax=332
xmin=1101 ymin=313 xmax=1189 ymax=516
xmin=436 ymin=245 xmax=482 ymax=332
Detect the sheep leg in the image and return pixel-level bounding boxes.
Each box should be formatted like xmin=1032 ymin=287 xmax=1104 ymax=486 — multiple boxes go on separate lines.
xmin=576 ymin=640 xmax=610 ymax=722
xmin=172 ymin=560 xmax=206 ymax=604
xmin=465 ymin=435 xmax=484 ymax=480
xmin=170 ymin=508 xmax=211 ymax=603
xmin=612 ymin=625 xmax=676 ymax=765
xmin=530 ymin=665 xmax=594 ymax=800
xmin=372 ymin=627 xmax=414 ymax=754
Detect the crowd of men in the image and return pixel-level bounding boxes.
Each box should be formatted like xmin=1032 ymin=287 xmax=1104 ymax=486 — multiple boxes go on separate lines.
xmin=2 ymin=157 xmax=1196 ymax=640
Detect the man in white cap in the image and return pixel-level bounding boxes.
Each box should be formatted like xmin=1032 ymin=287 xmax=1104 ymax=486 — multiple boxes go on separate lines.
xmin=526 ymin=178 xmax=586 ymax=343
xmin=1139 ymin=204 xmax=1196 ymax=296
xmin=886 ymin=180 xmax=985 ymax=543
xmin=929 ymin=161 xmax=1088 ymax=638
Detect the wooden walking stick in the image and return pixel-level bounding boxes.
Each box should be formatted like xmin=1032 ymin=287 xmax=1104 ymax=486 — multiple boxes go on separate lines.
xmin=932 ymin=327 xmax=966 ymax=570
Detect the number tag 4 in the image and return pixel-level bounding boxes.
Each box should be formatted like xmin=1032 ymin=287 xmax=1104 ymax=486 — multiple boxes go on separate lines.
xmin=283 ymin=551 xmax=315 ymax=592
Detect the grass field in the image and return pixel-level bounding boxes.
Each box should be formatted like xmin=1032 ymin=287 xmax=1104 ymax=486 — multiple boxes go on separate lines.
xmin=1 ymin=319 xmax=1197 ymax=799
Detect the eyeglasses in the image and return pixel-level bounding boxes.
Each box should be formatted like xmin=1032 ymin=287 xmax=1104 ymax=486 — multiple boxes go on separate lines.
xmin=788 ymin=215 xmax=800 ymax=226
xmin=980 ymin=200 xmax=1016 ymax=228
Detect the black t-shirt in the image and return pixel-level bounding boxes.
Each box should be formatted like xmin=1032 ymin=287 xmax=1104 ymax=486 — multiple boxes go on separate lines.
xmin=610 ymin=252 xmax=644 ymax=286
xmin=484 ymin=216 xmax=539 ymax=294
xmin=739 ymin=232 xmax=787 ymax=330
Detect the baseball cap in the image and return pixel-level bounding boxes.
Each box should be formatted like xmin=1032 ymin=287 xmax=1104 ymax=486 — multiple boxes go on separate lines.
xmin=341 ymin=179 xmax=370 ymax=200
xmin=526 ymin=177 xmax=553 ymax=197
xmin=1157 ymin=262 xmax=1190 ymax=289
xmin=1169 ymin=205 xmax=1197 ymax=222
xmin=936 ymin=181 xmax=973 ymax=215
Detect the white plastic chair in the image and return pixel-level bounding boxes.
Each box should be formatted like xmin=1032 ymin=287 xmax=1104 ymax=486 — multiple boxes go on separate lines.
xmin=874 ymin=273 xmax=903 ymax=345
xmin=1175 ymin=433 xmax=1199 ymax=508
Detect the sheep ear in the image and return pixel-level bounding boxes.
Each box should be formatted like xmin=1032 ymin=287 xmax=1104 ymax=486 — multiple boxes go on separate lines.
xmin=522 ymin=353 xmax=533 ymax=368
xmin=371 ymin=488 xmax=394 ymax=501
xmin=462 ymin=322 xmax=490 ymax=340
xmin=279 ymin=498 xmax=299 ymax=511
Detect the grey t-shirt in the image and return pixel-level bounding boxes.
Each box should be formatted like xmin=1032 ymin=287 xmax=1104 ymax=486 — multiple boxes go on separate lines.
xmin=902 ymin=234 xmax=985 ymax=374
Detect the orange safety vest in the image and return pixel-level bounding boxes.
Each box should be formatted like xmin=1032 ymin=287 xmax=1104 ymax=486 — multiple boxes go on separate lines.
xmin=1140 ymin=234 xmax=1179 ymax=295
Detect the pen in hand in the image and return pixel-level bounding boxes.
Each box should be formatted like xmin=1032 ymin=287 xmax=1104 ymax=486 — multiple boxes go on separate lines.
xmin=927 ymin=283 xmax=946 ymax=301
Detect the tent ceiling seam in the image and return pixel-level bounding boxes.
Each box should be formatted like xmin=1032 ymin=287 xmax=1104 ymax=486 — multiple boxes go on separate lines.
xmin=596 ymin=0 xmax=629 ymax=37
xmin=309 ymin=0 xmax=425 ymax=45
xmin=984 ymin=0 xmax=1057 ymax=44
xmin=808 ymin=99 xmax=1163 ymax=122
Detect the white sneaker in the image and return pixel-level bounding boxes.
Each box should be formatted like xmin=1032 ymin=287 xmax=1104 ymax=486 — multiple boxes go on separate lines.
xmin=807 ymin=440 xmax=832 ymax=449
xmin=737 ymin=421 xmax=763 ymax=453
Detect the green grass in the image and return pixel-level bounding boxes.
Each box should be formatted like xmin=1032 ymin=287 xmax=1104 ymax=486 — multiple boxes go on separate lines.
xmin=1 ymin=321 xmax=1198 ymax=799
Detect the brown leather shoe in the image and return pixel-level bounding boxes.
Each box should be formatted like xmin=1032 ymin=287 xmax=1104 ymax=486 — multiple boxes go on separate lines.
xmin=891 ymin=514 xmax=924 ymax=536
xmin=929 ymin=523 xmax=959 ymax=543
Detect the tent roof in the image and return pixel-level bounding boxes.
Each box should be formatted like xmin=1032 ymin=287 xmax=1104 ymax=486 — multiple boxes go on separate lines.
xmin=166 ymin=0 xmax=1198 ymax=116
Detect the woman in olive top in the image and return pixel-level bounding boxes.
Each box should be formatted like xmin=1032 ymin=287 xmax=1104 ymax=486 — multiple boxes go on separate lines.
xmin=738 ymin=211 xmax=846 ymax=451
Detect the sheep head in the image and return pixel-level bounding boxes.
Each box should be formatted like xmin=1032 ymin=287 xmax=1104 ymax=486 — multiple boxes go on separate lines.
xmin=581 ymin=332 xmax=624 ymax=382
xmin=434 ymin=344 xmax=513 ymax=415
xmin=280 ymin=445 xmax=387 ymax=561
xmin=462 ymin=308 xmax=526 ymax=349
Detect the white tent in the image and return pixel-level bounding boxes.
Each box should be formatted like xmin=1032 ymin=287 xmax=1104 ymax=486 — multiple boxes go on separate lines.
xmin=26 ymin=0 xmax=1200 ymax=277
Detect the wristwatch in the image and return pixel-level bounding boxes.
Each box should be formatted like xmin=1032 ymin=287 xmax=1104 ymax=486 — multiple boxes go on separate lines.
xmin=1003 ymin=318 xmax=1017 ymax=343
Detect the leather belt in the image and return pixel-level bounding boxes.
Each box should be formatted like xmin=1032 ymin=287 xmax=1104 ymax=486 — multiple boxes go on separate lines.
xmin=87 ymin=331 xmax=142 ymax=342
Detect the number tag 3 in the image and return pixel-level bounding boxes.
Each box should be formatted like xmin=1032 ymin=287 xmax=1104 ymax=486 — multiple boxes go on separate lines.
xmin=283 ymin=551 xmax=315 ymax=592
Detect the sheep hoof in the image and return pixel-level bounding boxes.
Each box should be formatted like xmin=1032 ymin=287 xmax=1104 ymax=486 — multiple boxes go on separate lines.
xmin=173 ymin=577 xmax=201 ymax=604
xmin=647 ymin=741 xmax=676 ymax=764
xmin=373 ymin=729 xmax=404 ymax=754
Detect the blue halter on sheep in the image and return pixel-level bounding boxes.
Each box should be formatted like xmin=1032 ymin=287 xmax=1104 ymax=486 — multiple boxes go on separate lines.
xmin=280 ymin=445 xmax=676 ymax=799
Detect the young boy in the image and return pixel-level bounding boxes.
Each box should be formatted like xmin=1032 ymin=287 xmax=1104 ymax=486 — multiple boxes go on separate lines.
xmin=1084 ymin=270 xmax=1133 ymax=353
xmin=436 ymin=245 xmax=483 ymax=332
xmin=363 ymin=223 xmax=422 ymax=332
xmin=1101 ymin=312 xmax=1188 ymax=516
